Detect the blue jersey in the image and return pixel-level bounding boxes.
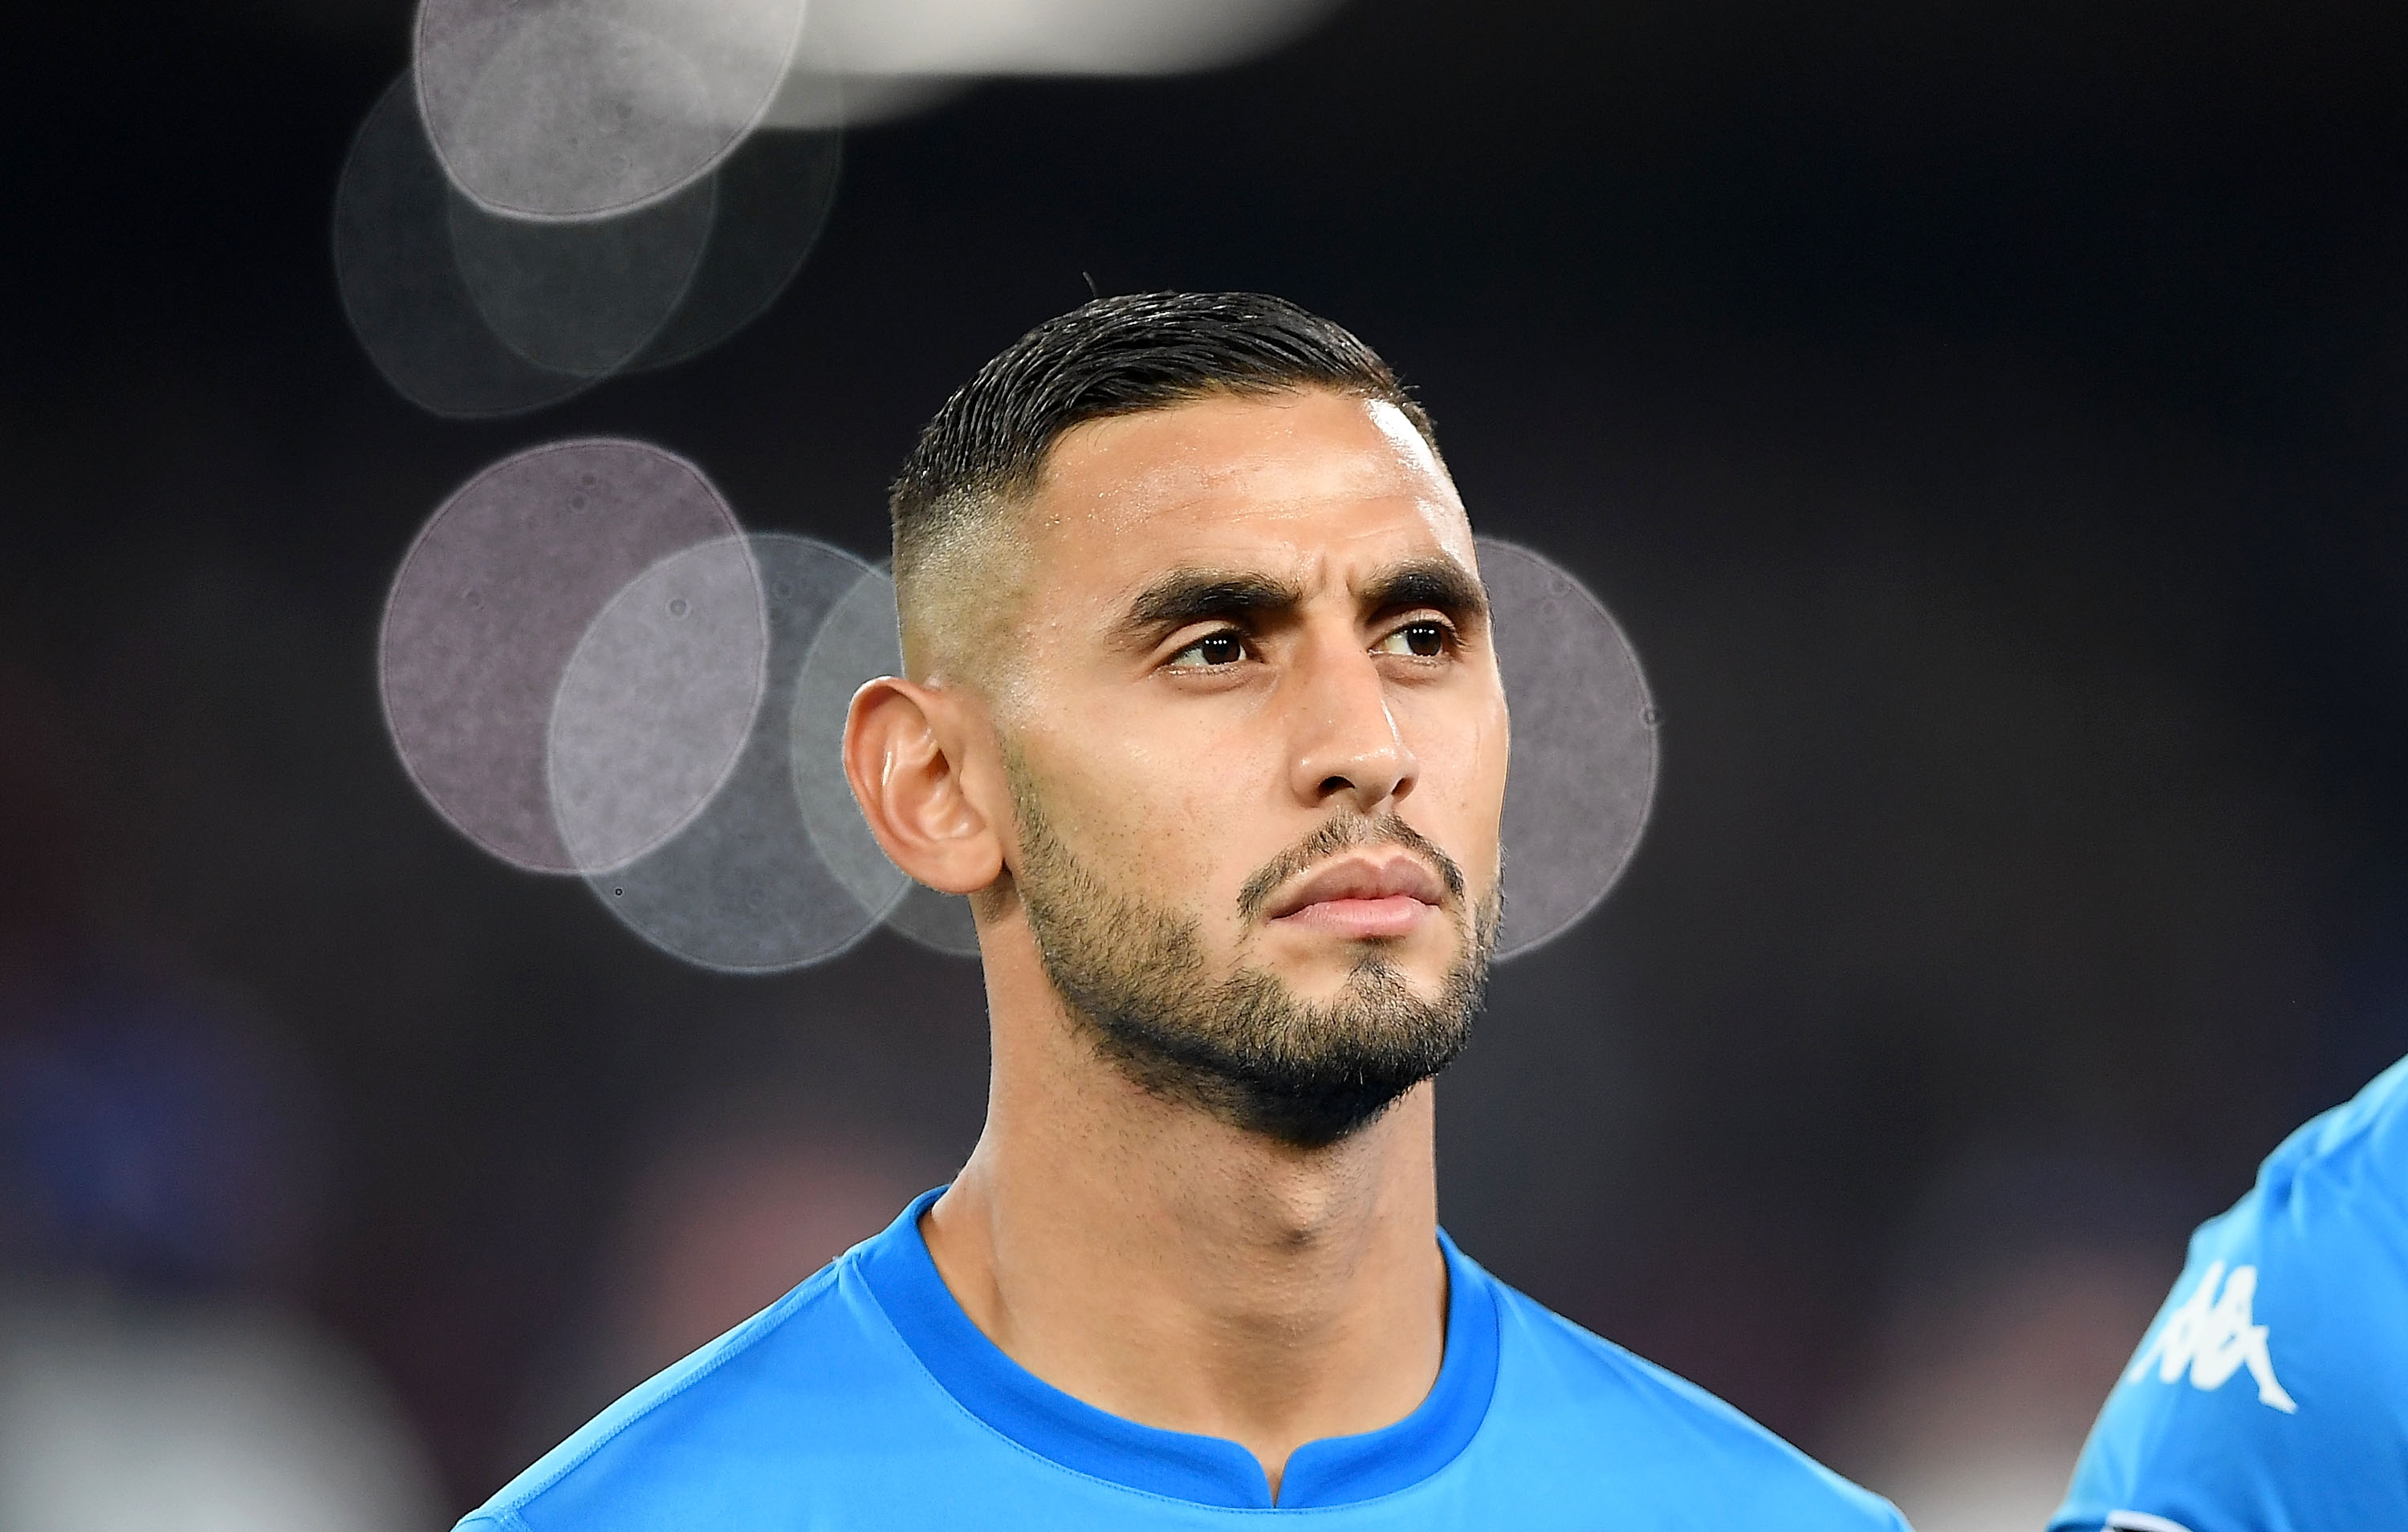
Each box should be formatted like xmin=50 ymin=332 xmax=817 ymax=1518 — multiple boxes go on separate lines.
xmin=462 ymin=1189 xmax=1905 ymax=1529
xmin=2054 ymin=1054 xmax=2408 ymax=1532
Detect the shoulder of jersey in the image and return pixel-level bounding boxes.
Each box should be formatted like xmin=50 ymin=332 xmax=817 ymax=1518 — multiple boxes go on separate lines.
xmin=454 ymin=1258 xmax=860 ymax=1532
xmin=2255 ymin=1051 xmax=2408 ymax=1212
xmin=2048 ymin=1054 xmax=2408 ymax=1532
xmin=1490 ymin=1282 xmax=1910 ymax=1530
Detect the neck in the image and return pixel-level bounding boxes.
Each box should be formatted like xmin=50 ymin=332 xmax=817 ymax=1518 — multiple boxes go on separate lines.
xmin=921 ymin=931 xmax=1448 ymax=1498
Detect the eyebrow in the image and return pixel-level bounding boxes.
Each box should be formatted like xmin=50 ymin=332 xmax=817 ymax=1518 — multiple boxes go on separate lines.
xmin=1121 ymin=571 xmax=1307 ymax=635
xmin=1115 ymin=554 xmax=1488 ymax=643
xmin=1361 ymin=556 xmax=1488 ymax=624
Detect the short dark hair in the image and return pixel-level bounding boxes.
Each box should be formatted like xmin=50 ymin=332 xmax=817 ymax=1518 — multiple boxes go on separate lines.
xmin=889 ymin=293 xmax=1434 ymax=592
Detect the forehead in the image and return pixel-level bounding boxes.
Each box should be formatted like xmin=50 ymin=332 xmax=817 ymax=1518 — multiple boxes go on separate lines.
xmin=1023 ymin=390 xmax=1474 ymax=599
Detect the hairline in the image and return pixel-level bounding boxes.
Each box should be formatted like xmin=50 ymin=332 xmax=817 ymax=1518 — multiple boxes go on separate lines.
xmin=894 ymin=381 xmax=1446 ymax=687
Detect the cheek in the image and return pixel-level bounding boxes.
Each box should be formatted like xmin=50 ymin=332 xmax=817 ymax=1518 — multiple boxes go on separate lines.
xmin=1015 ymin=712 xmax=1255 ymax=896
xmin=1406 ymin=694 xmax=1510 ymax=875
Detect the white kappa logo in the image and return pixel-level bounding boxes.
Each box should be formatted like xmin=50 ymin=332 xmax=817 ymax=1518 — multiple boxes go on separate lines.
xmin=2125 ymin=1259 xmax=2297 ymax=1413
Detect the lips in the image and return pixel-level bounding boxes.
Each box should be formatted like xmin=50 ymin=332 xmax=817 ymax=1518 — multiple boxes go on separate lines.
xmin=1263 ymin=854 xmax=1449 ymax=928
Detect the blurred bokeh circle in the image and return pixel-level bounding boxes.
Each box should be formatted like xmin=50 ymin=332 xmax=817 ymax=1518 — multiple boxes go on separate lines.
xmin=548 ymin=535 xmax=769 ymax=876
xmin=334 ymin=73 xmax=604 ymax=417
xmin=445 ymin=173 xmax=717 ymax=379
xmin=336 ymin=71 xmax=844 ymax=419
xmin=1479 ymin=536 xmax=1658 ymax=957
xmin=624 ymin=122 xmax=842 ymax=374
xmin=380 ymin=438 xmax=745 ymax=873
xmin=416 ymin=0 xmax=807 ymax=219
xmin=585 ymin=534 xmax=903 ymax=972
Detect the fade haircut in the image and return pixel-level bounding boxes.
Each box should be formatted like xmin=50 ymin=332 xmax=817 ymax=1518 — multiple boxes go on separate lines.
xmin=889 ymin=291 xmax=1438 ymax=681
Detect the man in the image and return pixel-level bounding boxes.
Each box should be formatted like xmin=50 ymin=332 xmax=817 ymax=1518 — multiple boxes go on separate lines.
xmin=460 ymin=293 xmax=1907 ymax=1527
xmin=2051 ymin=1053 xmax=2408 ymax=1532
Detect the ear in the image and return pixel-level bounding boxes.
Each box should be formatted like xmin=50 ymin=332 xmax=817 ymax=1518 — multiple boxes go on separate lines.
xmin=841 ymin=677 xmax=1005 ymax=896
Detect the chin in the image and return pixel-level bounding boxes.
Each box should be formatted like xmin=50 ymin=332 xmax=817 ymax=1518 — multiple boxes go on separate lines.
xmin=1277 ymin=945 xmax=1457 ymax=1005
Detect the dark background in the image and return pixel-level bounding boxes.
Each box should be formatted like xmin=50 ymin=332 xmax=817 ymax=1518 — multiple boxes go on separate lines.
xmin=6 ymin=0 xmax=2408 ymax=1521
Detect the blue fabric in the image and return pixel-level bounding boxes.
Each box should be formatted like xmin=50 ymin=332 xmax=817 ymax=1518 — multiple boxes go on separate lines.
xmin=853 ymin=1188 xmax=1498 ymax=1508
xmin=2054 ymin=1053 xmax=2408 ymax=1532
xmin=462 ymin=1189 xmax=1907 ymax=1530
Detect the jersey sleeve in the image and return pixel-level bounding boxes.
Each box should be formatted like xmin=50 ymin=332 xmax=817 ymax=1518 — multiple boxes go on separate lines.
xmin=2051 ymin=1094 xmax=2408 ymax=1532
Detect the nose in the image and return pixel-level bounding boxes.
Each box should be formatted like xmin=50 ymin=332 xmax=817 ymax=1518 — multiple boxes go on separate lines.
xmin=1287 ymin=640 xmax=1418 ymax=814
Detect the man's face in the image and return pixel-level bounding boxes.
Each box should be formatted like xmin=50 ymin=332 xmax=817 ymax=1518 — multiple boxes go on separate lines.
xmin=983 ymin=388 xmax=1509 ymax=1142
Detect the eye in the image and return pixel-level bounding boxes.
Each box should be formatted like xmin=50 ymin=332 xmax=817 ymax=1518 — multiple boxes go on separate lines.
xmin=1169 ymin=631 xmax=1249 ymax=668
xmin=1376 ymin=620 xmax=1451 ymax=659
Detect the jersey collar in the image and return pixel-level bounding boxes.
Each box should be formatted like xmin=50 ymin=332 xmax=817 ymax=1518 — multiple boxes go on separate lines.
xmin=855 ymin=1186 xmax=1499 ymax=1510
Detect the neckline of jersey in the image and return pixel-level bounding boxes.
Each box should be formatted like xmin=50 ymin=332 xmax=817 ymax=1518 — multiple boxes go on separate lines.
xmin=853 ymin=1185 xmax=1499 ymax=1510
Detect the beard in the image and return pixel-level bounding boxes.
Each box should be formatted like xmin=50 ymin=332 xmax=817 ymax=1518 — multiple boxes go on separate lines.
xmin=1004 ymin=757 xmax=1499 ymax=1148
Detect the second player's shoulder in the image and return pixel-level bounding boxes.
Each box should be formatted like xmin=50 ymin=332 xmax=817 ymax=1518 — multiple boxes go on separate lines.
xmin=2051 ymin=1055 xmax=2408 ymax=1532
xmin=2190 ymin=1055 xmax=2408 ymax=1391
xmin=2260 ymin=1051 xmax=2408 ymax=1215
xmin=1479 ymin=1275 xmax=1908 ymax=1530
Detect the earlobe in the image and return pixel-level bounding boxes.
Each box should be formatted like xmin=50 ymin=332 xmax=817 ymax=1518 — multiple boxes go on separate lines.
xmin=841 ymin=677 xmax=1006 ymax=896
